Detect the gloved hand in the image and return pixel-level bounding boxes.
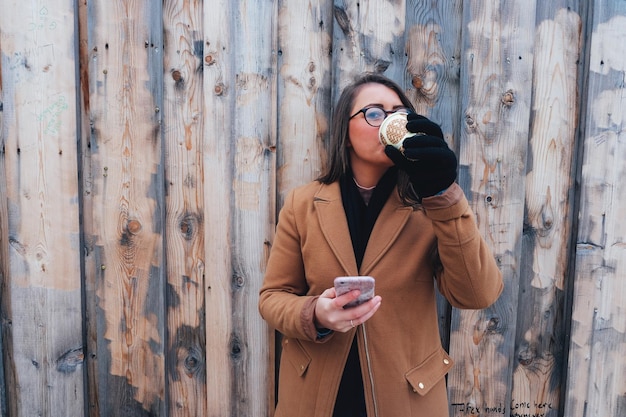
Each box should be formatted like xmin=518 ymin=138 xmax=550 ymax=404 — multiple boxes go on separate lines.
xmin=384 ymin=113 xmax=457 ymax=199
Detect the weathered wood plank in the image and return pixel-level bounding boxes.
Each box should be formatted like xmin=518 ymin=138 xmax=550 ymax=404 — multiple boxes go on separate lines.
xmin=566 ymin=2 xmax=626 ymax=416
xmin=203 ymin=2 xmax=278 ymax=416
xmin=331 ymin=0 xmax=408 ymax=97
xmin=405 ymin=0 xmax=463 ymax=146
xmin=448 ymin=1 xmax=537 ymax=415
xmin=87 ymin=1 xmax=166 ymax=415
xmin=271 ymin=0 xmax=334 ymax=412
xmin=276 ymin=0 xmax=332 ymax=204
xmin=202 ymin=1 xmax=235 ymax=415
xmin=229 ymin=2 xmax=278 ymax=416
xmin=0 ymin=0 xmax=85 ymax=415
xmin=0 ymin=32 xmax=7 ymax=417
xmin=405 ymin=0 xmax=464 ymax=351
xmin=512 ymin=3 xmax=582 ymax=416
xmin=162 ymin=1 xmax=207 ymax=416
xmin=77 ymin=0 xmax=101 ymax=414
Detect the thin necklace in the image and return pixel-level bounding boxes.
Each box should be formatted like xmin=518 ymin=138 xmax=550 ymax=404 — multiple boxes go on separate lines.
xmin=353 ymin=177 xmax=376 ymax=191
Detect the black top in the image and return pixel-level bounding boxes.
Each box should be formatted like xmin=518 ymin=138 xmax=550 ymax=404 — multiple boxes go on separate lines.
xmin=334 ymin=168 xmax=397 ymax=417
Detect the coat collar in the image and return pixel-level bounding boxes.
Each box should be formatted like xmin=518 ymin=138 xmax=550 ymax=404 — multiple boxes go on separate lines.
xmin=313 ymin=182 xmax=413 ymax=276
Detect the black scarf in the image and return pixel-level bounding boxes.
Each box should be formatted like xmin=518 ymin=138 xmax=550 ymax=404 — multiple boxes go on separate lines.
xmin=333 ymin=167 xmax=397 ymax=417
xmin=339 ymin=167 xmax=398 ymax=269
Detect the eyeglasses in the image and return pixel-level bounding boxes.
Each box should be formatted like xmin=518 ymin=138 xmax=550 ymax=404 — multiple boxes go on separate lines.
xmin=349 ymin=106 xmax=411 ymax=127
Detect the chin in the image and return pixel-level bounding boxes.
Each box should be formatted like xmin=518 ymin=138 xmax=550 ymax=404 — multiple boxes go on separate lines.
xmin=379 ymin=156 xmax=395 ymax=168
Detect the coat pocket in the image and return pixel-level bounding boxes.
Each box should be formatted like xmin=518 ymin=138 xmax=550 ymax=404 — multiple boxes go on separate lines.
xmin=404 ymin=347 xmax=454 ymax=396
xmin=282 ymin=337 xmax=312 ymax=377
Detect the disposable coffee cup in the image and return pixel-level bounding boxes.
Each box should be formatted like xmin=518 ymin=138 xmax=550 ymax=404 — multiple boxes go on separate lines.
xmin=379 ymin=112 xmax=414 ymax=150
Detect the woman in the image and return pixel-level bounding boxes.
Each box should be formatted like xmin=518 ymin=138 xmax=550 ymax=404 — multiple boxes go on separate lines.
xmin=259 ymin=73 xmax=503 ymax=417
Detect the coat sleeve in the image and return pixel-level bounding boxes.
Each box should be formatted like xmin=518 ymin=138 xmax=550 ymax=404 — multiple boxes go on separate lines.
xmin=258 ymin=188 xmax=325 ymax=342
xmin=421 ymin=183 xmax=504 ymax=309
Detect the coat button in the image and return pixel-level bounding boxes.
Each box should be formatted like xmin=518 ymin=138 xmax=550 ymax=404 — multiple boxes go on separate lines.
xmin=443 ymin=359 xmax=450 ymax=365
xmin=418 ymin=383 xmax=425 ymax=390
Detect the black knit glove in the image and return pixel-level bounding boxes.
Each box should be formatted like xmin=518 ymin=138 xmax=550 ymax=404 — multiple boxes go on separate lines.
xmin=384 ymin=113 xmax=457 ymax=199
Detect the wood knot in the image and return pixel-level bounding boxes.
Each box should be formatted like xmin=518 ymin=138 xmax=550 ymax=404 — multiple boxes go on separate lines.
xmin=485 ymin=195 xmax=496 ymax=207
xmin=205 ymin=55 xmax=215 ymax=65
xmin=183 ymin=349 xmax=203 ymax=375
xmin=172 ymin=70 xmax=182 ymax=81
xmin=57 ymin=348 xmax=85 ymax=373
xmin=411 ymin=75 xmax=424 ymax=89
xmin=501 ymin=90 xmax=515 ymax=106
xmin=184 ymin=356 xmax=198 ymax=369
xmin=518 ymin=345 xmax=535 ymax=366
xmin=232 ymin=275 xmax=245 ymax=289
xmin=230 ymin=335 xmax=243 ymax=360
xmin=179 ymin=213 xmax=201 ymax=241
xmin=214 ymin=83 xmax=225 ymax=95
xmin=127 ymin=220 xmax=142 ymax=234
xmin=486 ymin=317 xmax=500 ymax=332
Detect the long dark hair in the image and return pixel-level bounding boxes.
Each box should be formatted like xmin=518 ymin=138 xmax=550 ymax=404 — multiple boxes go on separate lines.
xmin=318 ymin=73 xmax=419 ymax=205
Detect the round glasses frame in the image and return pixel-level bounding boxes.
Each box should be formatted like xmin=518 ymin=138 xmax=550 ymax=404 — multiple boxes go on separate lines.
xmin=349 ymin=106 xmax=411 ymax=127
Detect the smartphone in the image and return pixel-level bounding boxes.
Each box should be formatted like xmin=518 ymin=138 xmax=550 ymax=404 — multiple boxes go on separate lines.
xmin=334 ymin=276 xmax=375 ymax=308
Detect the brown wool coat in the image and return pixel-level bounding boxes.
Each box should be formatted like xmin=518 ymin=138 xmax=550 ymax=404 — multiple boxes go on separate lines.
xmin=259 ymin=181 xmax=503 ymax=417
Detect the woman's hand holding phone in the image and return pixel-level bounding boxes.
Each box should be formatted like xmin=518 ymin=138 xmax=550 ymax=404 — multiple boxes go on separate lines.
xmin=334 ymin=276 xmax=375 ymax=308
xmin=313 ymin=277 xmax=382 ymax=333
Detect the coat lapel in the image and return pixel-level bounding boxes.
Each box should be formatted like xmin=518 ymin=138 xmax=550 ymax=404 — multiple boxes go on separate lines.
xmin=313 ymin=182 xmax=358 ymax=275
xmin=314 ymin=183 xmax=413 ymax=276
xmin=360 ymin=191 xmax=413 ymax=275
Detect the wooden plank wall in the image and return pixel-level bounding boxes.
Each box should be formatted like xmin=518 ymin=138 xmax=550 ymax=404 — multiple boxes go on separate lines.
xmin=565 ymin=1 xmax=626 ymax=416
xmin=0 ymin=16 xmax=7 ymax=416
xmin=86 ymin=2 xmax=166 ymax=416
xmin=448 ymin=0 xmax=536 ymax=413
xmin=162 ymin=2 xmax=206 ymax=416
xmin=0 ymin=1 xmax=624 ymax=417
xmin=0 ymin=1 xmax=85 ymax=417
xmin=515 ymin=0 xmax=582 ymax=414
